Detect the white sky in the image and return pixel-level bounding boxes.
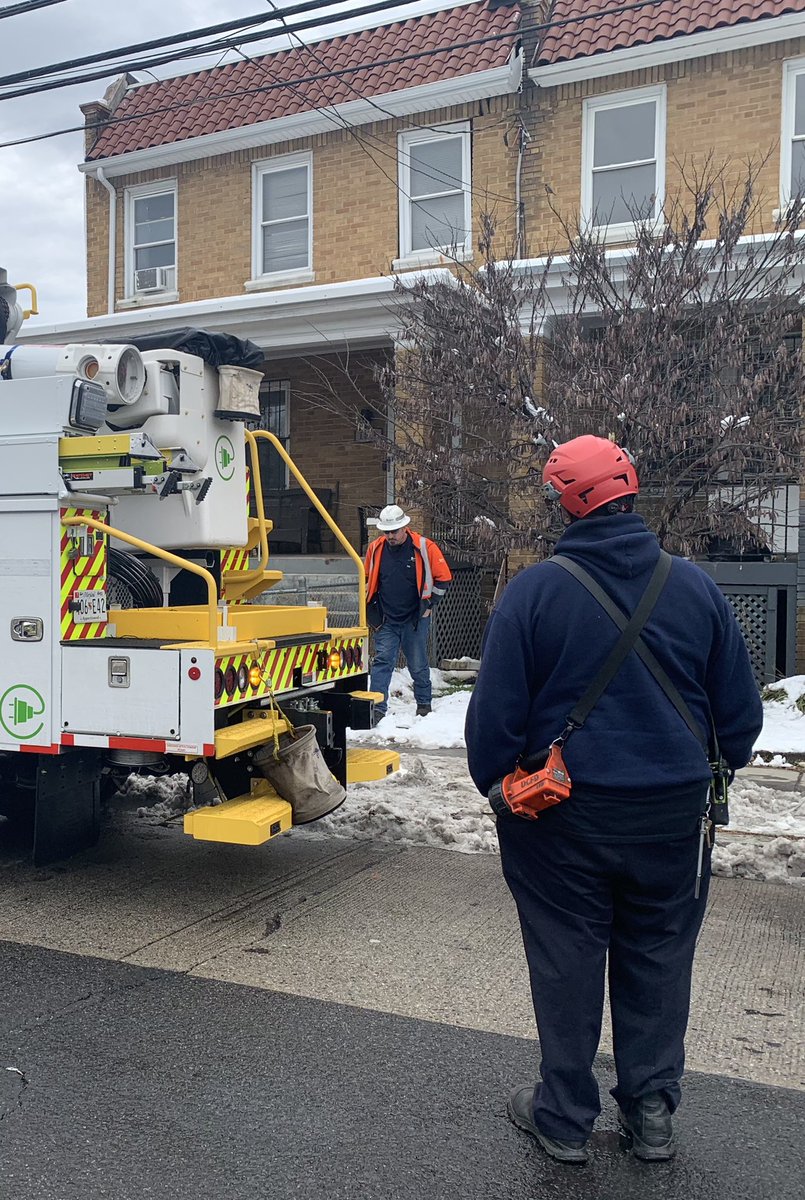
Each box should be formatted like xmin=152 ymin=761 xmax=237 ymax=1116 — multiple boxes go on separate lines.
xmin=0 ymin=0 xmax=467 ymax=326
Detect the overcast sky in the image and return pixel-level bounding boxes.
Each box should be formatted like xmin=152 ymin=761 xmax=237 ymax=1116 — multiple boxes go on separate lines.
xmin=0 ymin=0 xmax=449 ymax=328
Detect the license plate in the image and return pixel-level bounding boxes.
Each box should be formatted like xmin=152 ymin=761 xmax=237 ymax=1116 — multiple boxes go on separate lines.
xmin=74 ymin=589 xmax=107 ymax=624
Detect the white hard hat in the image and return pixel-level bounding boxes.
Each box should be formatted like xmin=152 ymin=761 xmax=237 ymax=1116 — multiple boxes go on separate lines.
xmin=375 ymin=504 xmax=410 ymax=531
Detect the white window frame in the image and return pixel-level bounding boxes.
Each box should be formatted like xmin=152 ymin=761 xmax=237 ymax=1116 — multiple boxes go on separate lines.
xmin=780 ymin=56 xmax=805 ymax=209
xmin=581 ymin=85 xmax=666 ymax=240
xmin=397 ymin=122 xmax=472 ymax=267
xmin=123 ymin=178 xmax=178 ymax=300
xmin=249 ymin=151 xmax=313 ymax=289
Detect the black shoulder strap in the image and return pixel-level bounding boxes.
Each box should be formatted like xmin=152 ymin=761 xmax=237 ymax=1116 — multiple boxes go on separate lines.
xmin=551 ymin=551 xmax=671 ymax=735
xmin=551 ymin=551 xmax=709 ymax=752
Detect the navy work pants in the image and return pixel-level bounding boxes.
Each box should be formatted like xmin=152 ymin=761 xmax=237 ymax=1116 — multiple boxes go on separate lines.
xmin=496 ymin=816 xmax=711 ymax=1142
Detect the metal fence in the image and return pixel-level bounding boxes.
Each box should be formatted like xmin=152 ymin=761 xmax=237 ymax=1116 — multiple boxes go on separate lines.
xmin=258 ymin=574 xmax=360 ymax=630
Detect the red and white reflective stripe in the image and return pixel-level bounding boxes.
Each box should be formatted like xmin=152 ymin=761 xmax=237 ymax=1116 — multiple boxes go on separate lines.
xmin=20 ymin=743 xmax=62 ymax=755
xmin=59 ymin=733 xmax=215 ymax=756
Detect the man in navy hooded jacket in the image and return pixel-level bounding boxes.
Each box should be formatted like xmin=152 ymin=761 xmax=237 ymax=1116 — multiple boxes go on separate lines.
xmin=465 ymin=435 xmax=762 ymax=1166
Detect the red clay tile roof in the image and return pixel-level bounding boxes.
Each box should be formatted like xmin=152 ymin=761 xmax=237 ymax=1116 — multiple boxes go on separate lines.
xmin=87 ymin=2 xmax=521 ymax=161
xmin=536 ymin=0 xmax=805 ymax=66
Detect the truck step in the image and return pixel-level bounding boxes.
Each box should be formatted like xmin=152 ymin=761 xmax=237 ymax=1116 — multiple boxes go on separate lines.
xmin=347 ymin=748 xmax=400 ymax=783
xmin=183 ymin=780 xmax=292 ymax=845
xmin=214 ymin=714 xmax=290 ymax=760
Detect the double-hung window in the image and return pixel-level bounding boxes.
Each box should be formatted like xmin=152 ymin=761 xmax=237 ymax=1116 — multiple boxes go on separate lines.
xmin=398 ymin=123 xmax=472 ymax=263
xmin=125 ymin=179 xmax=177 ymax=296
xmin=251 ymin=152 xmax=313 ymax=285
xmin=581 ymin=87 xmax=666 ymax=236
xmin=781 ymin=58 xmax=805 ymax=208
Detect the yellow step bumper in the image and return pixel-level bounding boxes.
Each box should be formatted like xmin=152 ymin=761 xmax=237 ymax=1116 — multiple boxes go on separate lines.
xmin=183 ymin=780 xmax=292 ymax=845
xmin=347 ymin=747 xmax=400 ymax=783
xmin=214 ymin=713 xmax=290 ymax=760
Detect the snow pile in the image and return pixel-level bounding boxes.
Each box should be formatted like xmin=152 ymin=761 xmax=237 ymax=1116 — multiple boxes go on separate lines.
xmin=728 ymin=777 xmax=805 ymax=838
xmin=314 ymin=753 xmax=496 ymax=854
xmin=713 ymin=835 xmax=805 ymax=884
xmin=348 ymin=668 xmax=471 ymax=750
xmin=712 ymin=775 xmax=805 ymax=884
xmin=123 ymin=771 xmax=191 ymax=822
xmin=755 ymin=676 xmax=805 ymax=756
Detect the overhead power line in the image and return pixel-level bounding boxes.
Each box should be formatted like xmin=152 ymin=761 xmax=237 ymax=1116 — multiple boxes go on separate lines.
xmin=0 ymin=0 xmax=675 ymax=149
xmin=0 ymin=29 xmax=519 ymax=152
xmin=0 ymin=0 xmax=426 ymax=94
xmin=0 ymin=0 xmax=671 ymax=101
xmin=0 ymin=0 xmax=66 ymax=18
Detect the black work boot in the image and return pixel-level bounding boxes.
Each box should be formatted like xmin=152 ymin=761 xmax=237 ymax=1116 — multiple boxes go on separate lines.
xmin=415 ymin=704 xmax=432 ymax=716
xmin=618 ymin=1092 xmax=675 ymax=1161
xmin=507 ymin=1086 xmax=589 ymax=1165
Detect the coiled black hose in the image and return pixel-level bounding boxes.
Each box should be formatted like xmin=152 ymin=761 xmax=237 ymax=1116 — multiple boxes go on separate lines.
xmin=108 ymin=547 xmax=163 ymax=608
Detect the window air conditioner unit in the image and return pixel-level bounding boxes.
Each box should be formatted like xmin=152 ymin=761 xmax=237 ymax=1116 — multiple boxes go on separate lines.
xmin=134 ymin=266 xmax=172 ymax=293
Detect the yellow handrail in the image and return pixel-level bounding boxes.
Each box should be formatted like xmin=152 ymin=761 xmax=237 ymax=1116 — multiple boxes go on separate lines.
xmin=251 ymin=429 xmax=367 ymax=629
xmin=60 ymin=514 xmax=219 ymax=647
xmin=12 ymin=282 xmax=39 ymax=320
xmin=243 ymin=428 xmax=269 ymax=572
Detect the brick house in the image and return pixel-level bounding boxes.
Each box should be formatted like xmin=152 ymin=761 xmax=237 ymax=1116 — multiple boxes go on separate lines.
xmin=23 ymin=0 xmax=522 ymax=561
xmin=511 ymin=0 xmax=805 ymax=679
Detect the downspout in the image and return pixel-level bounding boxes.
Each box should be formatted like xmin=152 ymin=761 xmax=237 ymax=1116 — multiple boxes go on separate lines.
xmin=94 ymin=167 xmax=116 ymax=315
xmin=514 ymin=123 xmax=530 ymax=261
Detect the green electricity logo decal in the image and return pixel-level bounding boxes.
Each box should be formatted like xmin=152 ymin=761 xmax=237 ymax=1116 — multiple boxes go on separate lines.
xmin=215 ymin=436 xmax=235 ymax=481
xmin=1 ymin=684 xmax=46 ymax=742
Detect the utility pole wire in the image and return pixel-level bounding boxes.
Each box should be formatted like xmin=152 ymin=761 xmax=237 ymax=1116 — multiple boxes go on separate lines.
xmin=0 ymin=29 xmax=519 ymax=151
xmin=0 ymin=0 xmax=66 ymax=18
xmin=0 ymin=0 xmax=411 ymax=90
xmin=1 ymin=0 xmax=671 ymax=97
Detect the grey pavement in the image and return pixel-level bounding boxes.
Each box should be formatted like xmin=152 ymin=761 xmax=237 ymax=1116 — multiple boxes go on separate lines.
xmin=1 ymin=797 xmax=804 ymax=1198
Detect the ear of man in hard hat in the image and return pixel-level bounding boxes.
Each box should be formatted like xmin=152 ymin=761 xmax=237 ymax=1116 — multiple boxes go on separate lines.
xmin=364 ymin=505 xmax=452 ymax=718
xmin=465 ymin=435 xmax=762 ymax=1165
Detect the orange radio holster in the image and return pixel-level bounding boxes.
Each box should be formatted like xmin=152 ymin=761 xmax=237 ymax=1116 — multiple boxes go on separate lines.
xmin=488 ymin=741 xmax=572 ymax=820
xmin=488 ymin=551 xmax=675 ymax=822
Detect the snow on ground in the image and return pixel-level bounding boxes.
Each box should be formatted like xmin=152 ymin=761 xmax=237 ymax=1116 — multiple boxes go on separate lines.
xmin=347 ymin=668 xmax=469 ymax=750
xmin=129 ymin=670 xmax=805 ymax=884
xmin=754 ymin=675 xmax=805 ymax=758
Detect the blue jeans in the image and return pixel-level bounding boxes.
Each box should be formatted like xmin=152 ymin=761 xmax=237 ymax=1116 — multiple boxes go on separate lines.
xmin=370 ymin=616 xmax=431 ymax=716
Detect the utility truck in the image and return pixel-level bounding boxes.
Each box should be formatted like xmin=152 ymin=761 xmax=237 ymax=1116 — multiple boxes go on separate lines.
xmin=0 ymin=269 xmax=396 ymax=864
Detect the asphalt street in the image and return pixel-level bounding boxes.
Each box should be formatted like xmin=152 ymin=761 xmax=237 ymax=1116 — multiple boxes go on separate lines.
xmin=2 ymin=940 xmax=804 ymax=1200
xmin=1 ymin=793 xmax=804 ymax=1200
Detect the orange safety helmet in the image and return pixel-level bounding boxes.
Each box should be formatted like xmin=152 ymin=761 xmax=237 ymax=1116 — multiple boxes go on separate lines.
xmin=543 ymin=435 xmax=639 ymax=519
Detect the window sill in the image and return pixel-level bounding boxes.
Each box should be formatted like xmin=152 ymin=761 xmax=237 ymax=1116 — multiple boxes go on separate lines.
xmin=117 ymin=291 xmax=179 ymax=309
xmin=245 ymin=270 xmax=315 ymax=291
xmin=582 ymin=220 xmax=665 ymax=245
xmin=392 ymin=248 xmax=474 ymax=271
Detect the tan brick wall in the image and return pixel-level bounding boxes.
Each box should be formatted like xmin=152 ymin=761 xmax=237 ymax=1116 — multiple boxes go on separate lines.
xmin=260 ymin=352 xmax=390 ymax=552
xmin=85 ymin=97 xmax=519 ymax=315
xmin=522 ymin=39 xmax=805 ymax=251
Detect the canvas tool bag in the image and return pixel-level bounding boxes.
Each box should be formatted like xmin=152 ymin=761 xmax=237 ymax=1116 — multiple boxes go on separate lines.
xmin=252 ymin=686 xmax=346 ymax=824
